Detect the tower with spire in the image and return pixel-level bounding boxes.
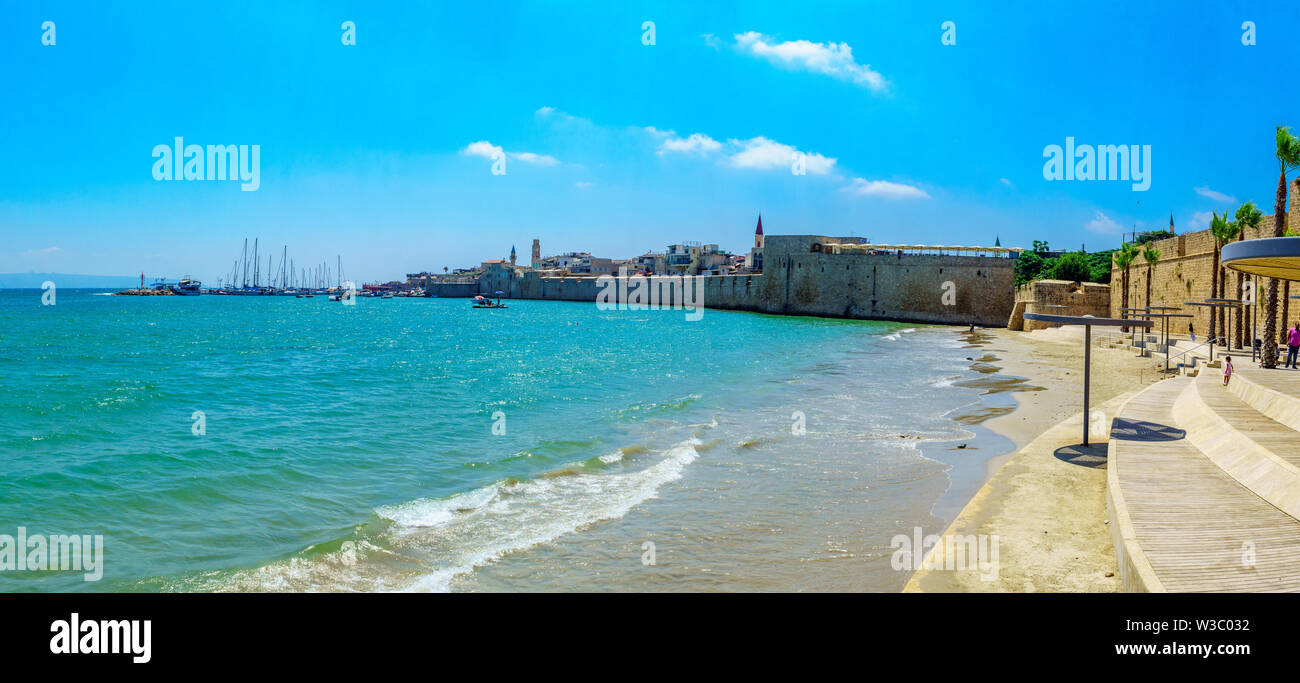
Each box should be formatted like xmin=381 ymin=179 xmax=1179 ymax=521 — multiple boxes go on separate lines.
xmin=748 ymin=214 xmax=765 ymax=273
xmin=510 ymin=245 xmax=517 ymax=266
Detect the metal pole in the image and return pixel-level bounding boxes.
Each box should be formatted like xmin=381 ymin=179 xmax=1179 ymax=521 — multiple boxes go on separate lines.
xmin=1084 ymin=324 xmax=1092 ymax=447
xmin=1164 ymin=316 xmax=1170 ymax=372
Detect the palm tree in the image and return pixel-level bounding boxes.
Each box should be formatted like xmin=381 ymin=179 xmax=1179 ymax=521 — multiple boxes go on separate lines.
xmin=1208 ymin=212 xmax=1231 ymax=343
xmin=1211 ymin=213 xmax=1242 ymax=344
xmin=1142 ymin=244 xmax=1161 ymax=315
xmin=1285 ymin=224 xmax=1300 ymax=345
xmin=1264 ymin=126 xmax=1300 ymax=367
xmin=1234 ymin=201 xmax=1264 ymax=348
xmin=1114 ymin=242 xmax=1138 ymax=333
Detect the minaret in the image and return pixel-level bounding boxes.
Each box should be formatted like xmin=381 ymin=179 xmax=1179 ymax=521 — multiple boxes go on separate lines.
xmin=510 ymin=245 xmax=517 ymax=266
xmin=531 ymin=239 xmax=540 ymax=267
xmin=1169 ymin=212 xmax=1175 ymax=235
xmin=754 ymin=214 xmax=764 ymax=249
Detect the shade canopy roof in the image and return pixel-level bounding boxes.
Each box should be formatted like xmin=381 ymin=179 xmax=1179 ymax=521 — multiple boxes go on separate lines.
xmin=1023 ymin=313 xmax=1152 ymax=328
xmin=1222 ymin=237 xmax=1300 ymax=282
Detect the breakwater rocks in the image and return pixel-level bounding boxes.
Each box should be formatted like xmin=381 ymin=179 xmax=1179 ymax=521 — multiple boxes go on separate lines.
xmin=114 ymin=288 xmax=176 ymax=296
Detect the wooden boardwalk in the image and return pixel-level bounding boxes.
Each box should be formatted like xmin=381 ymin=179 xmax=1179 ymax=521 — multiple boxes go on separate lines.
xmin=1108 ymin=377 xmax=1300 ymax=592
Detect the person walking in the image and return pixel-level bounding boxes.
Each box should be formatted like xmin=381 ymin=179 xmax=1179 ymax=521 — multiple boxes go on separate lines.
xmin=1287 ymin=323 xmax=1300 ymax=369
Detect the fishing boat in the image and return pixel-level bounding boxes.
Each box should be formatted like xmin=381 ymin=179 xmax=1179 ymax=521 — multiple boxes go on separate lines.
xmin=472 ymin=293 xmax=508 ymax=309
xmin=174 ymin=278 xmax=202 ymax=296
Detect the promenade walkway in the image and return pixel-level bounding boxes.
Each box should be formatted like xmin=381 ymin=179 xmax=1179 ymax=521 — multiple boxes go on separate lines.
xmin=1108 ymin=364 xmax=1300 ymax=591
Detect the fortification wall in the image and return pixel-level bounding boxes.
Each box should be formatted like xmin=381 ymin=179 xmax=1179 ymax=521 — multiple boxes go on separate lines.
xmin=1108 ymin=180 xmax=1300 ymax=340
xmin=429 ymin=234 xmax=1016 ymax=327
xmin=757 ymin=241 xmax=1015 ymax=326
xmin=1010 ymin=280 xmax=1111 ymax=331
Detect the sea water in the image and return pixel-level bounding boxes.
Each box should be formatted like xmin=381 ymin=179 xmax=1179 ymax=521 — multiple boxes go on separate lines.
xmin=0 ymin=290 xmax=1013 ymax=592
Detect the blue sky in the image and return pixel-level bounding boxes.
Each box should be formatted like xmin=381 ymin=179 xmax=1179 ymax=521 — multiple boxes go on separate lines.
xmin=3 ymin=1 xmax=1298 ymax=284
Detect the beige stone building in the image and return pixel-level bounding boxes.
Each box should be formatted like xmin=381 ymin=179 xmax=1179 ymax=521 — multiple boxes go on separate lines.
xmin=1109 ymin=180 xmax=1300 ymax=342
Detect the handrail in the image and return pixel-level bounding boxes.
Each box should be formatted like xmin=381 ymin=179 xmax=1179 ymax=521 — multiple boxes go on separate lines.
xmin=1169 ymin=339 xmax=1214 ymax=366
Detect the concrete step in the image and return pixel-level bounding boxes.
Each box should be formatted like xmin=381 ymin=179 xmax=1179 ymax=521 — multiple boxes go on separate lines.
xmin=1225 ymin=364 xmax=1300 ymax=433
xmin=1173 ymin=368 xmax=1300 ymax=520
xmin=1107 ymin=377 xmax=1300 ymax=592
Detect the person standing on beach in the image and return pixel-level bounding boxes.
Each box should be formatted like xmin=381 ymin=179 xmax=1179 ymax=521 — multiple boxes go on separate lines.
xmin=1189 ymin=322 xmax=1195 ymax=343
xmin=1287 ymin=323 xmax=1300 ymax=369
xmin=1223 ymin=356 xmax=1233 ymax=386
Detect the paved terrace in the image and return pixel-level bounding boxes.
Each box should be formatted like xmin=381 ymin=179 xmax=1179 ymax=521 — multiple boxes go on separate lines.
xmin=1107 ymin=361 xmax=1300 ymax=591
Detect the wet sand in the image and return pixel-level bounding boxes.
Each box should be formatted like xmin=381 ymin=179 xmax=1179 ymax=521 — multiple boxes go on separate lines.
xmin=905 ymin=326 xmax=1167 ymax=592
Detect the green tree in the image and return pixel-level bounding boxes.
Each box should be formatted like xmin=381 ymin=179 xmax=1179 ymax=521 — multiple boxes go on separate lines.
xmin=1050 ymin=251 xmax=1091 ymax=282
xmin=1114 ymin=243 xmax=1138 ymax=333
xmin=1233 ymin=201 xmax=1263 ymax=348
xmin=1014 ymin=251 xmax=1047 ymax=286
xmin=1210 ymin=213 xmax=1242 ymax=343
xmin=1208 ymin=212 xmax=1236 ymax=343
xmin=1142 ymin=245 xmax=1161 ymax=312
xmin=1087 ymin=249 xmax=1116 ymax=283
xmin=1285 ymin=223 xmax=1300 ymax=344
xmin=1264 ymin=126 xmax=1300 ymax=367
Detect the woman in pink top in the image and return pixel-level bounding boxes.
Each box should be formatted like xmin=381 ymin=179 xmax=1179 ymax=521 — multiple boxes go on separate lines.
xmin=1287 ymin=323 xmax=1300 ymax=369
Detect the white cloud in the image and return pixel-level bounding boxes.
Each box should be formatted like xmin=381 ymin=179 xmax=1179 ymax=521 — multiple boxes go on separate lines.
xmin=462 ymin=140 xmax=558 ymax=166
xmin=1194 ymin=185 xmax=1236 ymax=203
xmin=842 ymin=178 xmax=929 ymax=199
xmin=1189 ymin=210 xmax=1215 ymax=230
xmin=1085 ymin=211 xmax=1123 ymax=234
xmin=702 ymin=33 xmax=722 ymax=50
xmin=734 ymin=31 xmax=886 ymax=91
xmin=1000 ymin=178 xmax=1014 ymax=188
xmin=21 ymin=246 xmax=61 ymax=257
xmin=462 ymin=140 xmax=503 ymax=160
xmin=575 ymin=181 xmax=593 ymax=190
xmin=510 ymin=151 xmax=559 ymax=166
xmin=658 ymin=133 xmax=722 ymax=156
xmin=726 ymin=136 xmax=836 ymax=174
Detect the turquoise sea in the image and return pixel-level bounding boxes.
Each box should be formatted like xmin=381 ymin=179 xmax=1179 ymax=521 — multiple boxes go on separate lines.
xmin=0 ymin=289 xmax=1013 ymax=592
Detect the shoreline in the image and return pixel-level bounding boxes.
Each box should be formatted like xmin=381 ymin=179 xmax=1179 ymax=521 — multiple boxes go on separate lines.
xmin=905 ymin=325 xmax=1166 ymax=592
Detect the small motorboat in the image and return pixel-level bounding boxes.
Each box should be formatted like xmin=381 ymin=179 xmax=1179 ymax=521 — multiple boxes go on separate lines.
xmin=472 ymin=294 xmax=508 ymax=309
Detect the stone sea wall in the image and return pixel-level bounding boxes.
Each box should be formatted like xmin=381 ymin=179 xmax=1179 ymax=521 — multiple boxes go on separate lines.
xmin=430 ymin=235 xmax=1017 ymax=327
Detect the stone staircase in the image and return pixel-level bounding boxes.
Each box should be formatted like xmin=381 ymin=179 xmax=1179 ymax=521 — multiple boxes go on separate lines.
xmin=1107 ymin=365 xmax=1300 ymax=591
xmin=1098 ymin=331 xmax=1231 ymax=376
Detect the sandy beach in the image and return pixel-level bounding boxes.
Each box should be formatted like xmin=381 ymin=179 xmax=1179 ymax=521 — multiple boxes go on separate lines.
xmin=905 ymin=326 xmax=1168 ymax=592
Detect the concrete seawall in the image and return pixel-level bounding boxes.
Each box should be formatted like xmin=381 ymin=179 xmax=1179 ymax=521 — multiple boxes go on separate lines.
xmin=430 ymin=235 xmax=1016 ymax=327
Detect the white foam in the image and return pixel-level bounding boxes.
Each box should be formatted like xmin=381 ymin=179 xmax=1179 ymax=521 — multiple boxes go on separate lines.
xmin=205 ymin=438 xmax=703 ymax=593
xmin=399 ymin=438 xmax=701 ymax=591
xmin=375 ymin=485 xmax=499 ymax=528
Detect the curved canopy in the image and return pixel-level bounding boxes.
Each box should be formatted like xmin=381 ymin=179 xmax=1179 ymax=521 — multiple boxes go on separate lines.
xmin=1221 ymin=237 xmax=1300 ymax=282
xmin=1023 ymin=313 xmax=1152 ymax=328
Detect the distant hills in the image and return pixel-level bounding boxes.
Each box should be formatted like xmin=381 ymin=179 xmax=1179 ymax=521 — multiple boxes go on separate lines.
xmin=0 ymin=273 xmax=143 ymax=289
